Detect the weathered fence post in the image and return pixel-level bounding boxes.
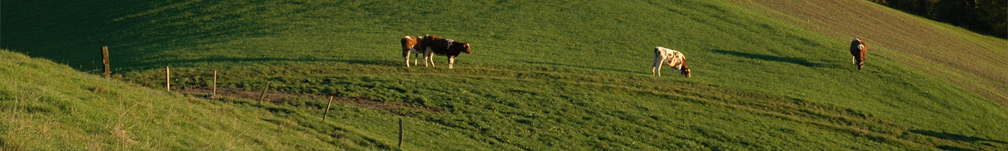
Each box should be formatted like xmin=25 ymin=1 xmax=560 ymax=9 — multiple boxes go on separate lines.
xmin=323 ymin=96 xmax=333 ymax=121
xmin=258 ymin=81 xmax=270 ymax=104
xmin=399 ymin=118 xmax=404 ymax=148
xmin=212 ymin=70 xmax=217 ymax=98
xmin=166 ymin=66 xmax=171 ymax=92
xmin=101 ymin=46 xmax=110 ymax=79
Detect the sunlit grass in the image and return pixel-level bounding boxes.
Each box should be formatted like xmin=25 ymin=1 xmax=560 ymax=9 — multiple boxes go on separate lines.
xmin=2 ymin=0 xmax=1006 ymax=150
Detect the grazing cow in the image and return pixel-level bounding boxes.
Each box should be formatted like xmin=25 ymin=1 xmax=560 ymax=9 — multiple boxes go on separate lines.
xmin=651 ymin=46 xmax=691 ymax=77
xmin=401 ymin=36 xmax=426 ymax=67
xmin=850 ymin=38 xmax=867 ymax=70
xmin=422 ymin=35 xmax=471 ymax=69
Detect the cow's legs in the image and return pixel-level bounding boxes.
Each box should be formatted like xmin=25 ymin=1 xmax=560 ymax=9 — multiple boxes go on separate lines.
xmin=405 ymin=49 xmax=413 ymax=67
xmin=449 ymin=56 xmax=455 ymax=69
xmin=652 ymin=56 xmax=661 ymax=76
xmin=656 ymin=64 xmax=662 ymax=76
xmin=428 ymin=55 xmax=436 ymax=68
xmin=413 ymin=51 xmax=419 ymax=66
xmin=422 ymin=50 xmax=428 ymax=67
xmin=422 ymin=49 xmax=431 ymax=67
xmin=423 ymin=53 xmax=429 ymax=67
xmin=427 ymin=48 xmax=437 ymax=67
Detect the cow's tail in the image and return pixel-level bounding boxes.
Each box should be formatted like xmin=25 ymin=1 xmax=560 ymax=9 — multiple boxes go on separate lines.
xmin=652 ymin=47 xmax=662 ymax=68
xmin=654 ymin=47 xmax=661 ymax=58
xmin=401 ymin=36 xmax=410 ymax=57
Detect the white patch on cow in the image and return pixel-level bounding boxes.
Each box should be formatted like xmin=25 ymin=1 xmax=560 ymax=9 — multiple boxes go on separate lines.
xmin=858 ymin=44 xmax=864 ymax=51
xmin=449 ymin=56 xmax=455 ymax=69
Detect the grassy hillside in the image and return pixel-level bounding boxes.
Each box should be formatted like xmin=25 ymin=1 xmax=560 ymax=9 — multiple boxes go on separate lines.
xmin=3 ymin=0 xmax=1007 ymax=150
xmin=740 ymin=0 xmax=1008 ymax=106
xmin=2 ymin=49 xmax=496 ymax=150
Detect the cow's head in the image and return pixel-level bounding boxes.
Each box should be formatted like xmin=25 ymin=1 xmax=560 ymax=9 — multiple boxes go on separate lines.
xmin=681 ymin=59 xmax=691 ymax=77
xmin=857 ymin=61 xmax=864 ymax=70
xmin=681 ymin=66 xmax=691 ymax=77
xmin=463 ymin=43 xmax=471 ymax=54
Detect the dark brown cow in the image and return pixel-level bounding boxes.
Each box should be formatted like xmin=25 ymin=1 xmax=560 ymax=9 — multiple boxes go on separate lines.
xmin=422 ymin=35 xmax=471 ymax=69
xmin=401 ymin=36 xmax=426 ymax=67
xmin=850 ymin=38 xmax=867 ymax=70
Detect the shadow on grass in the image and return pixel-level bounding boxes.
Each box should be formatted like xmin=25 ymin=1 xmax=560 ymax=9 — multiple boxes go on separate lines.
xmin=937 ymin=145 xmax=979 ymax=151
xmin=523 ymin=61 xmax=638 ymax=74
xmin=1 ymin=1 xmax=285 ymax=72
xmin=128 ymin=57 xmax=400 ymax=69
xmin=711 ymin=49 xmax=842 ymax=69
xmin=910 ymin=130 xmax=1007 ymax=144
xmin=336 ymin=59 xmax=400 ymax=66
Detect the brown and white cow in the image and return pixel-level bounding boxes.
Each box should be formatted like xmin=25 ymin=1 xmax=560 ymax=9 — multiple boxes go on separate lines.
xmin=401 ymin=36 xmax=427 ymax=67
xmin=850 ymin=38 xmax=866 ymax=70
xmin=422 ymin=35 xmax=471 ymax=69
xmin=651 ymin=46 xmax=691 ymax=77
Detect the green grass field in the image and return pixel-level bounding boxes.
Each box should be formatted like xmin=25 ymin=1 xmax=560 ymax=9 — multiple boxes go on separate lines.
xmin=743 ymin=0 xmax=1008 ymax=107
xmin=3 ymin=0 xmax=1006 ymax=150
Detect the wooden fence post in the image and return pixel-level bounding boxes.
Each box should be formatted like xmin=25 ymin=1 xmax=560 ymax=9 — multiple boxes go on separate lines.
xmin=258 ymin=81 xmax=270 ymax=104
xmin=398 ymin=118 xmax=404 ymax=148
xmin=212 ymin=70 xmax=217 ymax=98
xmin=166 ymin=66 xmax=171 ymax=92
xmin=323 ymin=96 xmax=333 ymax=121
xmin=101 ymin=46 xmax=110 ymax=79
